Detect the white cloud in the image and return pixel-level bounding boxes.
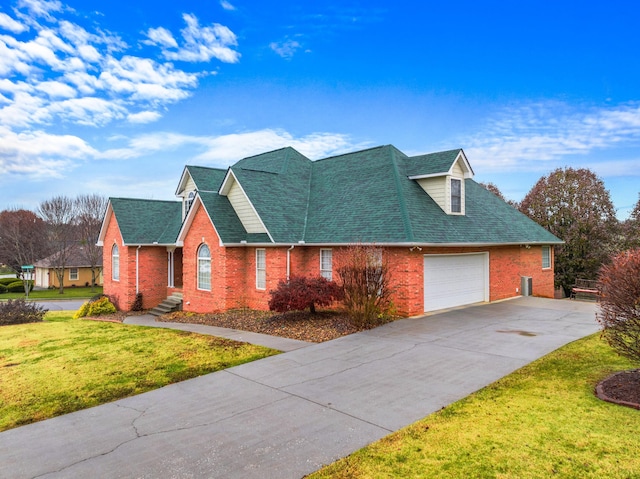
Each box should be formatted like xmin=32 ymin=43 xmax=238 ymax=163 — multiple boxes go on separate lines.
xmin=0 ymin=12 xmax=27 ymax=33
xmin=99 ymin=129 xmax=368 ymax=165
xmin=36 ymin=79 xmax=75 ymax=98
xmin=17 ymin=0 xmax=63 ymax=21
xmin=149 ymin=13 xmax=240 ymax=63
xmin=0 ymin=125 xmax=97 ymax=178
xmin=127 ymin=110 xmax=162 ymax=124
xmin=465 ymin=101 xmax=640 ymax=173
xmin=270 ymin=39 xmax=301 ymax=59
xmin=143 ymin=26 xmax=178 ymax=49
xmin=220 ymin=1 xmax=236 ymax=11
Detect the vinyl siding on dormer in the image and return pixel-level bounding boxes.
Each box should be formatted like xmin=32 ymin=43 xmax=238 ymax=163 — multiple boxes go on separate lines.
xmin=227 ymin=180 xmax=267 ymax=233
xmin=417 ymin=177 xmax=447 ymax=211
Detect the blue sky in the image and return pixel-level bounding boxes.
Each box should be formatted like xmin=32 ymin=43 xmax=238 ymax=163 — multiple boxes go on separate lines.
xmin=1 ymin=0 xmax=639 ymax=219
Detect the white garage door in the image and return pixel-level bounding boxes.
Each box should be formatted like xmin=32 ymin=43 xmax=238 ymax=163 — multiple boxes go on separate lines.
xmin=424 ymin=253 xmax=489 ymax=312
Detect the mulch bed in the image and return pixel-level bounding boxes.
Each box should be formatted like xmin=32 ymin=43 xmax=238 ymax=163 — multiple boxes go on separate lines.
xmin=157 ymin=309 xmax=385 ymax=343
xmin=595 ymin=369 xmax=640 ymax=410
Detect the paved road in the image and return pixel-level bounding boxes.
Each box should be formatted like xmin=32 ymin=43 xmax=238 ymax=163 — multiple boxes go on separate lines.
xmin=32 ymin=300 xmax=86 ymax=311
xmin=0 ymin=297 xmax=599 ymax=479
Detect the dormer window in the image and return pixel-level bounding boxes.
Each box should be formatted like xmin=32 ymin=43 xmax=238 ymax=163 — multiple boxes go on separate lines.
xmin=186 ymin=191 xmax=195 ymax=214
xmin=451 ymin=179 xmax=462 ymax=213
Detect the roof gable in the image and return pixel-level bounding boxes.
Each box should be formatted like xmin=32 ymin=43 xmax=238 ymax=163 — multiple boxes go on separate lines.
xmin=105 ymin=198 xmax=182 ymax=245
xmin=406 ymin=149 xmax=474 ymax=179
xmin=223 ymin=147 xmax=313 ymax=243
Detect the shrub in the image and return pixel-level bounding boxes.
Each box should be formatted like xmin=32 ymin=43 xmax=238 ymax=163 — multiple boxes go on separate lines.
xmin=269 ymin=275 xmax=343 ymax=314
xmin=87 ymin=296 xmax=117 ymax=316
xmin=0 ymin=284 xmax=6 ymax=294
xmin=74 ymin=296 xmax=117 ymax=318
xmin=6 ymin=280 xmax=33 ymax=293
xmin=336 ymin=244 xmax=393 ymax=327
xmin=0 ymin=299 xmax=48 ymax=326
xmin=0 ymin=277 xmax=19 ymax=286
xmin=73 ymin=301 xmax=91 ymax=319
xmin=131 ymin=292 xmax=144 ymax=311
xmin=597 ymin=249 xmax=640 ymax=364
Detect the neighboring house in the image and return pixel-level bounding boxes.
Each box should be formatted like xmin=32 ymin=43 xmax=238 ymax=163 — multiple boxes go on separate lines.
xmin=98 ymin=145 xmax=561 ymax=316
xmin=34 ymin=245 xmax=103 ymax=288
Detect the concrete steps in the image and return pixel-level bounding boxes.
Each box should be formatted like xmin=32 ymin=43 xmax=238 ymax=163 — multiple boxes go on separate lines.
xmin=148 ymin=292 xmax=183 ymax=317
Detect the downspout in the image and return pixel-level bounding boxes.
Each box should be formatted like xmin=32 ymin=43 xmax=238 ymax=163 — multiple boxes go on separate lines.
xmin=287 ymin=245 xmax=295 ymax=281
xmin=136 ymin=245 xmax=141 ymax=294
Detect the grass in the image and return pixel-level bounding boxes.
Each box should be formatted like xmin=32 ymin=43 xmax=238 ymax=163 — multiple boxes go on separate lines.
xmin=0 ymin=311 xmax=278 ymax=432
xmin=1 ymin=286 xmax=103 ymax=300
xmin=309 ymin=335 xmax=639 ymax=479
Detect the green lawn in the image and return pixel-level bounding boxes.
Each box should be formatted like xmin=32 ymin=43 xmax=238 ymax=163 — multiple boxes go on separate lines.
xmin=1 ymin=286 xmax=103 ymax=300
xmin=310 ymin=335 xmax=639 ymax=479
xmin=0 ymin=311 xmax=278 ymax=432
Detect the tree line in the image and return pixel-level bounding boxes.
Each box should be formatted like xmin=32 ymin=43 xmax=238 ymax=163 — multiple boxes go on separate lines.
xmin=0 ymin=194 xmax=108 ymax=293
xmin=482 ymin=167 xmax=640 ymax=296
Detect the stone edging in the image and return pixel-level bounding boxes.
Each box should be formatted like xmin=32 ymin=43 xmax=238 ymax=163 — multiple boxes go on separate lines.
xmin=595 ymin=370 xmax=640 ymax=410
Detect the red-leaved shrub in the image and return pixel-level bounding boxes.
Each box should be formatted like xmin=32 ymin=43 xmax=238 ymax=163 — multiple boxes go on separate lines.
xmin=269 ymin=276 xmax=343 ymax=314
xmin=597 ymin=249 xmax=640 ymax=363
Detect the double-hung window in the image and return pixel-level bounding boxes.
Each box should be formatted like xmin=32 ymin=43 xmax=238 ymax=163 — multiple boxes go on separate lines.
xmin=197 ymin=244 xmax=211 ymax=290
xmin=320 ymin=249 xmax=333 ymax=280
xmin=542 ymin=245 xmax=551 ymax=269
xmin=451 ymin=178 xmax=462 ymax=213
xmin=69 ymin=268 xmax=78 ymax=281
xmin=256 ymin=249 xmax=266 ymax=289
xmin=112 ymin=244 xmax=119 ymax=281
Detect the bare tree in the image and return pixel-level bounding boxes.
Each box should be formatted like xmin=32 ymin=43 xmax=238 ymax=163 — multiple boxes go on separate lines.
xmin=75 ymin=194 xmax=108 ymax=291
xmin=519 ymin=167 xmax=619 ymax=295
xmin=0 ymin=209 xmax=50 ymax=273
xmin=38 ymin=196 xmax=75 ymax=294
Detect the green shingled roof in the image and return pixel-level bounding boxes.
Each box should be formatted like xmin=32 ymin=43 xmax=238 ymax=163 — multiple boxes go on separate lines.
xmin=184 ymin=165 xmax=226 ymax=192
xmin=107 ymin=145 xmax=562 ymax=246
xmin=109 ymin=197 xmax=182 ymax=245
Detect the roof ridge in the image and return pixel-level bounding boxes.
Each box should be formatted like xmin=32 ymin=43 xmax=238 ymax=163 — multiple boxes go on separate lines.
xmin=110 ymin=197 xmax=178 ymax=204
xmin=301 ymin=154 xmax=314 ymax=242
xmin=388 ymin=147 xmax=414 ymax=242
xmin=313 ymin=144 xmax=388 ymax=163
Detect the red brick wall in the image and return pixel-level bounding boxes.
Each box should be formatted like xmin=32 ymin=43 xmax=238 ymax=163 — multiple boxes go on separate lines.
xmin=103 ymin=213 xmax=176 ymax=311
xmin=107 ymin=201 xmax=555 ymax=315
xmin=102 ymin=215 xmax=133 ymax=311
xmin=182 ymin=203 xmax=227 ymax=313
xmin=183 ymin=243 xmax=555 ymax=317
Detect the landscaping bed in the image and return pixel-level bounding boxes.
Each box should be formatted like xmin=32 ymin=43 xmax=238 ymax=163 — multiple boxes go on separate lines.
xmin=157 ymin=309 xmax=387 ymax=343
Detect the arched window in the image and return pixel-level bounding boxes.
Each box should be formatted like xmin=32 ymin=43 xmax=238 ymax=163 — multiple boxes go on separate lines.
xmin=112 ymin=244 xmax=119 ymax=281
xmin=186 ymin=191 xmax=195 ymax=215
xmin=197 ymin=244 xmax=211 ymax=290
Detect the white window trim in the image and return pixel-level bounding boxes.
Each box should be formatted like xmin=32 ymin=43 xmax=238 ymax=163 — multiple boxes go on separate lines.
xmin=450 ymin=177 xmax=463 ymax=215
xmin=112 ymin=244 xmax=119 ymax=281
xmin=197 ymin=244 xmax=211 ymax=291
xmin=69 ymin=268 xmax=79 ymax=281
xmin=320 ymin=249 xmax=333 ymax=280
xmin=256 ymin=249 xmax=266 ymax=290
xmin=542 ymin=245 xmax=551 ymax=269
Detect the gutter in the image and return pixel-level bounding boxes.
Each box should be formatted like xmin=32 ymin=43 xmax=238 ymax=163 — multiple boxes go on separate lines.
xmin=136 ymin=245 xmax=141 ymax=294
xmin=286 ymin=245 xmax=295 ymax=281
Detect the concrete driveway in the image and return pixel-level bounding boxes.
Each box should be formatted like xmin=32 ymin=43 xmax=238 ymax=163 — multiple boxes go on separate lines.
xmin=0 ymin=297 xmax=599 ymax=479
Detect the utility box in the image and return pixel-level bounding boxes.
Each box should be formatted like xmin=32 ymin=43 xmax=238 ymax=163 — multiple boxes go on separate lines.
xmin=521 ymin=276 xmax=532 ymax=296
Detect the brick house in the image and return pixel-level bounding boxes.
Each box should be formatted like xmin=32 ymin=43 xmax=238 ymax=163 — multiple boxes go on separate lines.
xmin=97 ymin=145 xmax=561 ymax=316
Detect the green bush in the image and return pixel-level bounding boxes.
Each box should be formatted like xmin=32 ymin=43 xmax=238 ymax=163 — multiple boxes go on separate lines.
xmin=0 ymin=299 xmax=48 ymax=326
xmin=6 ymin=281 xmax=33 ymax=293
xmin=0 ymin=277 xmax=19 ymax=286
xmin=0 ymin=284 xmax=6 ymax=294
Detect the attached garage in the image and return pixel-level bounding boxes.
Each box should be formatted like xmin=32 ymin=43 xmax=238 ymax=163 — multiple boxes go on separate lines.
xmin=424 ymin=253 xmax=489 ymax=312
